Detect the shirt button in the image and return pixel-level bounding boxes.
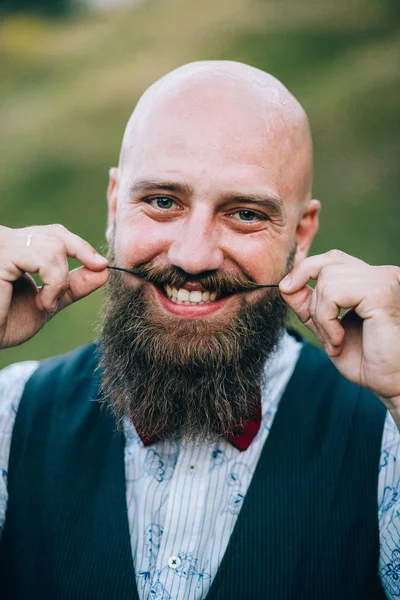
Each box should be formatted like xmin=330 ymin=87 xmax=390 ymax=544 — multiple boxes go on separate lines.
xmin=168 ymin=555 xmax=181 ymax=569
xmin=188 ymin=465 xmax=196 ymax=474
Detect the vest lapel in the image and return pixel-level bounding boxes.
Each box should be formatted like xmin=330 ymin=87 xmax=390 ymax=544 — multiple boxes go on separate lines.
xmin=0 ymin=345 xmax=139 ymax=600
xmin=206 ymin=343 xmax=385 ymax=600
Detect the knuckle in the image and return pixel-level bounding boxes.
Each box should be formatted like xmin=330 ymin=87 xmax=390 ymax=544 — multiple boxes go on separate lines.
xmin=49 ymin=223 xmax=67 ymax=236
xmin=50 ymin=237 xmax=67 ymax=255
xmin=327 ymin=249 xmax=344 ymax=260
xmin=318 ymin=265 xmax=331 ymax=282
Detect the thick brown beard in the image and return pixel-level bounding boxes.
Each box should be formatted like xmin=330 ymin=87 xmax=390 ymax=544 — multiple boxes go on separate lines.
xmin=98 ymin=253 xmax=293 ymax=444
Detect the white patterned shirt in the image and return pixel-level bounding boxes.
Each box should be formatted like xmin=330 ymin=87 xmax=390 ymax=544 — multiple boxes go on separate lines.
xmin=0 ymin=333 xmax=399 ymax=599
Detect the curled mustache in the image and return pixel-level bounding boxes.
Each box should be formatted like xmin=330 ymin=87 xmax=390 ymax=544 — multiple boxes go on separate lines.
xmin=126 ymin=262 xmax=269 ymax=294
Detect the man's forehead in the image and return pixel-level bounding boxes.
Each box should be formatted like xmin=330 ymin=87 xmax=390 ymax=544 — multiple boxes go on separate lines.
xmin=118 ymin=61 xmax=313 ymax=204
xmin=122 ymin=115 xmax=281 ymax=176
xmin=122 ymin=62 xmax=304 ymax=148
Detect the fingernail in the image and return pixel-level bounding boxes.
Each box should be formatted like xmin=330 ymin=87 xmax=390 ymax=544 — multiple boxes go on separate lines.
xmin=94 ymin=253 xmax=107 ymax=263
xmin=280 ymin=274 xmax=292 ymax=290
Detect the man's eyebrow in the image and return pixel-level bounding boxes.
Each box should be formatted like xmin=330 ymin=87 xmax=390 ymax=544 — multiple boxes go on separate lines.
xmin=128 ymin=178 xmax=193 ymax=197
xmin=223 ymin=192 xmax=286 ymax=222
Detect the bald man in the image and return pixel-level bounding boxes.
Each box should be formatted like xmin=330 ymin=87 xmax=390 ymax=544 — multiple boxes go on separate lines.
xmin=0 ymin=62 xmax=399 ymax=599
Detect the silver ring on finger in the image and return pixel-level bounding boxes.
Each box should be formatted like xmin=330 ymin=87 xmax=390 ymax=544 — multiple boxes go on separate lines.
xmin=26 ymin=234 xmax=33 ymax=247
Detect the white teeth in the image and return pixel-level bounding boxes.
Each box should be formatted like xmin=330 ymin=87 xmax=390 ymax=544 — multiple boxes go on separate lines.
xmin=189 ymin=291 xmax=202 ymax=303
xmin=177 ymin=289 xmax=190 ymax=301
xmin=164 ymin=286 xmax=220 ymax=305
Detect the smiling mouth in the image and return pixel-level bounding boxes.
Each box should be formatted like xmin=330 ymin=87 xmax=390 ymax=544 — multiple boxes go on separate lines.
xmin=162 ymin=284 xmax=231 ymax=305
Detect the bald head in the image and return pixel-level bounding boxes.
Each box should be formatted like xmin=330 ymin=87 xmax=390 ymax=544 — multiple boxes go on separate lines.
xmin=118 ymin=61 xmax=313 ymax=207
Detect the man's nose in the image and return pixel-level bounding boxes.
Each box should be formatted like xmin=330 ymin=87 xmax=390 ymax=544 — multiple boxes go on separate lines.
xmin=167 ymin=213 xmax=224 ymax=275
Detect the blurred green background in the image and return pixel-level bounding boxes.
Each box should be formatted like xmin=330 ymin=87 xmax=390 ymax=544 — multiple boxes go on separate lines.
xmin=0 ymin=0 xmax=399 ymax=369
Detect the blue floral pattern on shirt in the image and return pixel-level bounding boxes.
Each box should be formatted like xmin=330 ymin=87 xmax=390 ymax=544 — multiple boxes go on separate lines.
xmin=380 ymin=549 xmax=400 ymax=597
xmin=222 ymin=462 xmax=251 ymax=515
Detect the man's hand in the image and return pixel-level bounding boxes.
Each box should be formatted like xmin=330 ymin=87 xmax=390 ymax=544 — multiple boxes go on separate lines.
xmin=0 ymin=224 xmax=109 ymax=349
xmin=279 ymin=250 xmax=400 ymax=421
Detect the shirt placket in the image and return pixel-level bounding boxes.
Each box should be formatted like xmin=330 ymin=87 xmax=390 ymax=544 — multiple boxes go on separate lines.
xmin=152 ymin=443 xmax=211 ymax=600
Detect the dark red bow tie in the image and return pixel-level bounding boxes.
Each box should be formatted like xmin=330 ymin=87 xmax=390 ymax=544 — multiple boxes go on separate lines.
xmin=138 ymin=396 xmax=262 ymax=452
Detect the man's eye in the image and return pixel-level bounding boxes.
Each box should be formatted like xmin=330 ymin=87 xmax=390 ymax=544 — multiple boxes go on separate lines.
xmin=149 ymin=197 xmax=176 ymax=210
xmin=232 ymin=209 xmax=265 ymax=222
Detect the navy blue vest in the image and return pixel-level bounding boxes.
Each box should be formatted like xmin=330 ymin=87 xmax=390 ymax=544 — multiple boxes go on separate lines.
xmin=0 ymin=338 xmax=387 ymax=599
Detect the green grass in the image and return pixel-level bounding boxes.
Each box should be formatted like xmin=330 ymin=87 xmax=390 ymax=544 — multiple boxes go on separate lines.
xmin=0 ymin=0 xmax=399 ymax=368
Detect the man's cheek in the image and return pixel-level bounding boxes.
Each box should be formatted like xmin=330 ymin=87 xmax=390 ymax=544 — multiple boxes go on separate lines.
xmin=115 ymin=225 xmax=169 ymax=267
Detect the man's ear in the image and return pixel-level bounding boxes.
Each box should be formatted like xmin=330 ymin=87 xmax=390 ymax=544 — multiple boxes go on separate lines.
xmin=106 ymin=167 xmax=119 ymax=243
xmin=293 ymin=199 xmax=320 ymax=264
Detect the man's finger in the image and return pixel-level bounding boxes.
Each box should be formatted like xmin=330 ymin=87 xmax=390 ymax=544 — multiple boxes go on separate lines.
xmin=280 ymin=285 xmax=322 ymax=341
xmin=39 ymin=225 xmax=108 ymax=272
xmin=57 ymin=266 xmax=109 ymax=310
xmin=312 ymin=285 xmax=345 ymax=351
xmin=281 ymin=284 xmax=343 ymax=353
xmin=280 ymin=284 xmax=313 ymax=324
xmin=17 ymin=225 xmax=108 ymax=272
xmin=279 ymin=250 xmax=365 ymax=294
